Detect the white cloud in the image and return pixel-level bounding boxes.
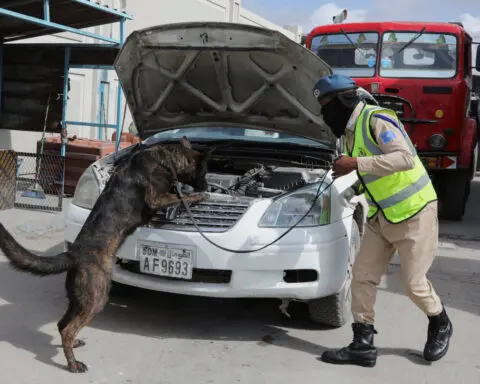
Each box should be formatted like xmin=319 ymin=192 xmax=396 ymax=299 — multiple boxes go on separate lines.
xmin=460 ymin=13 xmax=480 ymax=38
xmin=460 ymin=14 xmax=480 ymax=73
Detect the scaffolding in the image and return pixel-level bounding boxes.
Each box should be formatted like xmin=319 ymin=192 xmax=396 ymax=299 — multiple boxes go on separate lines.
xmin=0 ymin=0 xmax=133 ymax=210
xmin=0 ymin=0 xmax=132 ymax=152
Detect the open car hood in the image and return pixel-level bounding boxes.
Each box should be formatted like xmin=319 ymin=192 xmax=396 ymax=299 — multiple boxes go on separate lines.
xmin=114 ymin=22 xmax=335 ymax=147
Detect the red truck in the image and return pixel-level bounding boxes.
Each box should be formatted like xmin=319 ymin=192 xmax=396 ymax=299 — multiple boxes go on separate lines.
xmin=304 ymin=21 xmax=480 ymax=220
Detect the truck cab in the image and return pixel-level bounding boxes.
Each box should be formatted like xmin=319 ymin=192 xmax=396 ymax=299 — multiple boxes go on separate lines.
xmin=304 ymin=21 xmax=479 ymax=220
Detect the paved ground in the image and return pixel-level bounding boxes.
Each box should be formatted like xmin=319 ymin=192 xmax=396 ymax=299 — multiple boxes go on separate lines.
xmin=0 ymin=178 xmax=479 ymax=384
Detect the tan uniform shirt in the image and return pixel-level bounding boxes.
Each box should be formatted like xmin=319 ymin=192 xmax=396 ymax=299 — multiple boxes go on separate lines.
xmin=345 ymin=101 xmax=415 ymax=177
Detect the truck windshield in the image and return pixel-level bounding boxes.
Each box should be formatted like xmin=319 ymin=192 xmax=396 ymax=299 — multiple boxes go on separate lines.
xmin=379 ymin=32 xmax=457 ymax=79
xmin=310 ymin=32 xmax=379 ymax=77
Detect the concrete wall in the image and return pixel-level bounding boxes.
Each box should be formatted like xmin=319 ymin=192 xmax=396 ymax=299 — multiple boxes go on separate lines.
xmin=2 ymin=0 xmax=300 ymax=152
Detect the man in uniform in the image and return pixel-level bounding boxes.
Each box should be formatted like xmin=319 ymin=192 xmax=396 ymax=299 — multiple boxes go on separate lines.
xmin=312 ymin=74 xmax=453 ymax=367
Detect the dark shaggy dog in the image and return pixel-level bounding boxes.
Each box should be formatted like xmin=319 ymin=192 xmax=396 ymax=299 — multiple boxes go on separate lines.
xmin=0 ymin=137 xmax=211 ymax=373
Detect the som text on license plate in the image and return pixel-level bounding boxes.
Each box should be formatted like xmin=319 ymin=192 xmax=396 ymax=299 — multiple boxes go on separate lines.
xmin=138 ymin=242 xmax=195 ymax=280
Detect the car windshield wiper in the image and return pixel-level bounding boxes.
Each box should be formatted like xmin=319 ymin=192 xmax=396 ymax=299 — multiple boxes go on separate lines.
xmin=392 ymin=27 xmax=426 ymax=58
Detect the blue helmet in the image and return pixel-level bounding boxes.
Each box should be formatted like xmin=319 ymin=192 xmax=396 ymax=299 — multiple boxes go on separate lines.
xmin=312 ymin=74 xmax=358 ymax=101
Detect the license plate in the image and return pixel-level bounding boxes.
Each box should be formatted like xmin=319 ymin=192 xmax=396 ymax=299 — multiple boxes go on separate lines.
xmin=421 ymin=156 xmax=438 ymax=169
xmin=137 ymin=241 xmax=195 ymax=280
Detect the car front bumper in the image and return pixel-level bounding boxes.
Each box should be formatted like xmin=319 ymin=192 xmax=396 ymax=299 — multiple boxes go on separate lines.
xmin=65 ymin=202 xmax=353 ymax=301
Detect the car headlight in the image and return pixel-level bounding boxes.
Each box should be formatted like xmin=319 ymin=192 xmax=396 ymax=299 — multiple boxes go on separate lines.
xmin=258 ymin=183 xmax=331 ymax=228
xmin=72 ymin=167 xmax=101 ymax=210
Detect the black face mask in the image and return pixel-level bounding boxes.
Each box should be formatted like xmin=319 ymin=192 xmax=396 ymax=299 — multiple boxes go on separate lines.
xmin=321 ymin=94 xmax=359 ymax=138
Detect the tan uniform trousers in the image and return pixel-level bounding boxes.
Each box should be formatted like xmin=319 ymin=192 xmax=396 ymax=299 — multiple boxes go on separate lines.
xmin=351 ymin=200 xmax=443 ymax=324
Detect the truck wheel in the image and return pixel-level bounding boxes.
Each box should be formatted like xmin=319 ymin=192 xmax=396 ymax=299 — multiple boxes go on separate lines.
xmin=307 ymin=220 xmax=361 ymax=327
xmin=438 ymin=170 xmax=470 ymax=221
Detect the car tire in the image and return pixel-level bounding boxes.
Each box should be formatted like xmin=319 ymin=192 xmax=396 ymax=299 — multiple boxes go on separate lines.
xmin=307 ymin=219 xmax=361 ymax=327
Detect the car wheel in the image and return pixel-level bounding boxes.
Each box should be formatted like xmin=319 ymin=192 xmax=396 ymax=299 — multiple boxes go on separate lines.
xmin=307 ymin=219 xmax=361 ymax=327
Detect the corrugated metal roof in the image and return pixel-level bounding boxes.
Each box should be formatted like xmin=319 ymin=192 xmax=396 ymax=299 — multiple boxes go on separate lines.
xmin=0 ymin=0 xmax=131 ymax=42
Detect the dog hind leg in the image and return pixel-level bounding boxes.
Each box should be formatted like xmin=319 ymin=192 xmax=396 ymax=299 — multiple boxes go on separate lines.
xmin=58 ymin=303 xmax=86 ymax=349
xmin=59 ymin=307 xmax=96 ymax=373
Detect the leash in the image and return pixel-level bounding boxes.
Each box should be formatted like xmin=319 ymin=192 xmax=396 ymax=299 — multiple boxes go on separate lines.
xmin=174 ymin=168 xmax=337 ymax=253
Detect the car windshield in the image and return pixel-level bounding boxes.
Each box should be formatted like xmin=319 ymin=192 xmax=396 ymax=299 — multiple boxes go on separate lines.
xmin=379 ymin=32 xmax=457 ymax=78
xmin=310 ymin=32 xmax=379 ymax=77
xmin=146 ymin=127 xmax=331 ymax=149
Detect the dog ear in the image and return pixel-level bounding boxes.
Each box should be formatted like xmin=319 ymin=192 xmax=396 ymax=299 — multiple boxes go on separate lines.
xmin=179 ymin=136 xmax=192 ymax=150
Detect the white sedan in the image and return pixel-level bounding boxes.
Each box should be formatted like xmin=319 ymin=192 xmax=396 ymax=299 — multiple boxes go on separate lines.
xmin=64 ymin=22 xmax=368 ymax=327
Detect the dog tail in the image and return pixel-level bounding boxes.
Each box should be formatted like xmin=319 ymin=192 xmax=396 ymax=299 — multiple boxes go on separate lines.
xmin=0 ymin=223 xmax=74 ymax=276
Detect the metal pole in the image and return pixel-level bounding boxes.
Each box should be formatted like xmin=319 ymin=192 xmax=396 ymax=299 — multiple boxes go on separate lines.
xmin=0 ymin=43 xmax=3 ymax=118
xmin=115 ymin=18 xmax=126 ymax=153
xmin=120 ymin=16 xmax=125 ymax=44
xmin=59 ymin=46 xmax=70 ymax=203
xmin=61 ymin=47 xmax=71 ymax=158
xmin=98 ymin=70 xmax=107 ymax=140
xmin=43 ymin=0 xmax=50 ymax=21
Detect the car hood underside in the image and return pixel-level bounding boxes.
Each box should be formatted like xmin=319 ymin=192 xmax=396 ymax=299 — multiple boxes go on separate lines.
xmin=114 ymin=22 xmax=336 ymax=148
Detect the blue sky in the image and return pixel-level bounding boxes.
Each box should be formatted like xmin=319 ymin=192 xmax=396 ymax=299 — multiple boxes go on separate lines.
xmin=242 ymin=0 xmax=480 ymax=38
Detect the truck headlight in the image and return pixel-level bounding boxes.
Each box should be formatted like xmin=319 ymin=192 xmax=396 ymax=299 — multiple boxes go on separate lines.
xmin=428 ymin=134 xmax=447 ymax=149
xmin=258 ymin=183 xmax=331 ymax=228
xmin=72 ymin=167 xmax=101 ymax=210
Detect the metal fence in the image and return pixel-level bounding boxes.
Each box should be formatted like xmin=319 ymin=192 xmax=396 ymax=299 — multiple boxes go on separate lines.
xmin=0 ymin=150 xmax=65 ymax=212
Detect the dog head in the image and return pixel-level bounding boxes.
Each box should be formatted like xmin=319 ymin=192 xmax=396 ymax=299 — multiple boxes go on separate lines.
xmin=176 ymin=137 xmax=213 ymax=192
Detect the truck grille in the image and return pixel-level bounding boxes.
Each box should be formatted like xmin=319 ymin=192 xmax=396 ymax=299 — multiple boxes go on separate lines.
xmin=147 ymin=196 xmax=253 ymax=232
xmin=372 ymin=94 xmax=412 ymax=118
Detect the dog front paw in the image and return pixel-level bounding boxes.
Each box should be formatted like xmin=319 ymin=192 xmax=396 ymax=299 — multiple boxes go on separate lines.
xmin=188 ymin=192 xmax=209 ymax=203
xmin=68 ymin=360 xmax=88 ymax=373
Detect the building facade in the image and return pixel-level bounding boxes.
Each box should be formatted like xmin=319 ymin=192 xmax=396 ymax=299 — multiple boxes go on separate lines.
xmin=1 ymin=0 xmax=301 ymax=152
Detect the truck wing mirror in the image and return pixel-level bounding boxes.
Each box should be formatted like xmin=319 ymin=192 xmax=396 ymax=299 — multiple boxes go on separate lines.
xmin=476 ymin=44 xmax=480 ymax=72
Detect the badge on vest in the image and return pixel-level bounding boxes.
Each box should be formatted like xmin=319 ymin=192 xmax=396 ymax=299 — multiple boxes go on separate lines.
xmin=380 ymin=130 xmax=396 ymax=144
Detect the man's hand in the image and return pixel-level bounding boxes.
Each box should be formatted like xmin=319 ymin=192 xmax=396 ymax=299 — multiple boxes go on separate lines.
xmin=333 ymin=155 xmax=358 ymax=179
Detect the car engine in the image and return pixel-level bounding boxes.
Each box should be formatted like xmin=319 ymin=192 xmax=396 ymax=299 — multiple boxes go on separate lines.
xmin=155 ymin=162 xmax=327 ymax=232
xmin=203 ymin=164 xmax=322 ymax=198
xmin=101 ymin=145 xmax=331 ymax=232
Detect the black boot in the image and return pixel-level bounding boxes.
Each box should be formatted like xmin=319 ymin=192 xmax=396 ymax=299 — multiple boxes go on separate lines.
xmin=423 ymin=306 xmax=453 ymax=362
xmin=321 ymin=323 xmax=378 ymax=367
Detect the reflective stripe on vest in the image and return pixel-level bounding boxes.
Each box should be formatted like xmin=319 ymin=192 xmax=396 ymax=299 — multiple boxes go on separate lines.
xmin=348 ymin=105 xmax=437 ymax=223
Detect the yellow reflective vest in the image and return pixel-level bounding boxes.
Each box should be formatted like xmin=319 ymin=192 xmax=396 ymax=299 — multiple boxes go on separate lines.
xmin=345 ymin=105 xmax=437 ymax=224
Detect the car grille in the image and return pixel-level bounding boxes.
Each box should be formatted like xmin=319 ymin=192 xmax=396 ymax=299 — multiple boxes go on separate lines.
xmin=147 ymin=196 xmax=253 ymax=232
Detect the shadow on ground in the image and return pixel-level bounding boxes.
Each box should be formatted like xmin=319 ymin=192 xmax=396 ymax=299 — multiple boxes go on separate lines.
xmin=439 ymin=177 xmax=480 ymax=246
xmin=1 ymin=238 xmax=479 ymax=371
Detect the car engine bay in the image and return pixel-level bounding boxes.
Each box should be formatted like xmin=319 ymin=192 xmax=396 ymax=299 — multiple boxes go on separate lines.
xmin=93 ymin=143 xmax=333 ymax=232
xmin=179 ymin=156 xmax=328 ymax=199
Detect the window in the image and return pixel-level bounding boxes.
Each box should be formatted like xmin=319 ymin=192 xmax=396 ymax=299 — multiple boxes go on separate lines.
xmin=310 ymin=32 xmax=379 ymax=77
xmin=379 ymin=32 xmax=457 ymax=79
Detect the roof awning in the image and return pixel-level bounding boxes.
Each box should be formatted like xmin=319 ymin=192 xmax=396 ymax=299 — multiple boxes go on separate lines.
xmin=0 ymin=0 xmax=132 ymax=43
xmin=0 ymin=43 xmax=122 ymax=134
